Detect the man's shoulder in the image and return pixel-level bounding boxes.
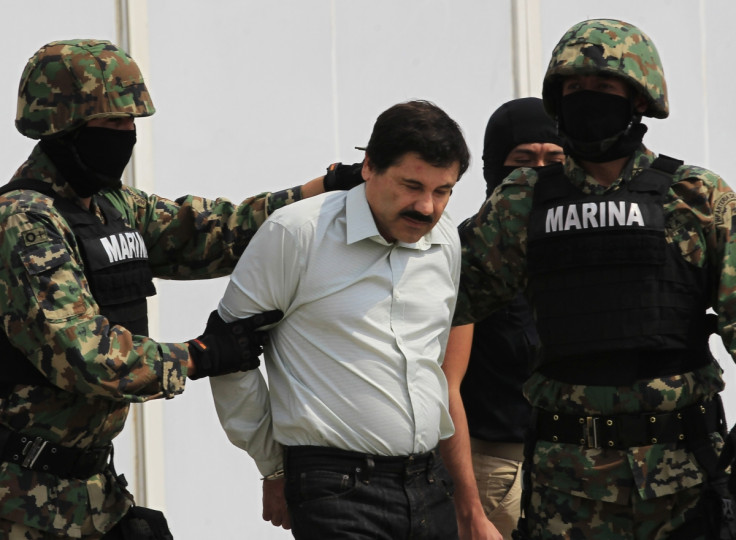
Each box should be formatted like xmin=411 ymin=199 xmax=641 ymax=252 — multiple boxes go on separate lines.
xmin=0 ymin=180 xmax=58 ymax=221
xmin=670 ymin=162 xmax=723 ymax=186
xmin=641 ymin=151 xmax=721 ymax=187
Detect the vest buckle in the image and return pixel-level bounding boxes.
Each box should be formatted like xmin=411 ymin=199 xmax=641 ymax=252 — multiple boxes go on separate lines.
xmin=21 ymin=436 xmax=48 ymax=469
xmin=585 ymin=416 xmax=600 ymax=448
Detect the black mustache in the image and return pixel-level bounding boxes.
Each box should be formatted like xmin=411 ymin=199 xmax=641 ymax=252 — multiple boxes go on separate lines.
xmin=400 ymin=210 xmax=433 ymax=223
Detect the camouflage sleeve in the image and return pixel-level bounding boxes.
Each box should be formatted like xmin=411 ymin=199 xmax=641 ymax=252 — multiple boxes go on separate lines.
xmin=115 ymin=185 xmax=303 ymax=279
xmin=0 ymin=196 xmax=187 ymax=402
xmin=703 ymin=173 xmax=736 ymax=362
xmin=454 ymin=170 xmax=533 ymax=326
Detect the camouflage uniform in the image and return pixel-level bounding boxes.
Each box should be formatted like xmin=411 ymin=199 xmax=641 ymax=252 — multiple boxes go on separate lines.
xmin=454 ymin=20 xmax=736 ymax=539
xmin=0 ymin=40 xmax=302 ymax=538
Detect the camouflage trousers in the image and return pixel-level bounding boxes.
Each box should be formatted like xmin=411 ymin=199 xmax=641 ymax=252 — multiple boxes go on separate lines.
xmin=0 ymin=519 xmax=105 ymax=540
xmin=522 ymin=482 xmax=703 ymax=539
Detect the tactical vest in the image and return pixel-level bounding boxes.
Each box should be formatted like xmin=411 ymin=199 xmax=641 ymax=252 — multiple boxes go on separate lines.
xmin=0 ymin=179 xmax=156 ymax=387
xmin=526 ymin=157 xmax=714 ymax=384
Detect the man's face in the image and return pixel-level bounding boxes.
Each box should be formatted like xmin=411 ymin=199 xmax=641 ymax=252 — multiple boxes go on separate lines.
xmin=363 ymin=152 xmax=458 ymax=243
xmin=504 ymin=142 xmax=565 ymax=168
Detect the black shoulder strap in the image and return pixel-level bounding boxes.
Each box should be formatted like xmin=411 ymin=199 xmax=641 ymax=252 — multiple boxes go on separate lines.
xmin=650 ymin=154 xmax=684 ymax=175
xmin=628 ymin=154 xmax=682 ymax=196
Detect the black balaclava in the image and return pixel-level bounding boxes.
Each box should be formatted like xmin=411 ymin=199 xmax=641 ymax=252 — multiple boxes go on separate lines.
xmin=40 ymin=125 xmax=137 ymax=198
xmin=482 ymin=97 xmax=563 ymax=197
xmin=557 ymin=90 xmax=647 ymax=163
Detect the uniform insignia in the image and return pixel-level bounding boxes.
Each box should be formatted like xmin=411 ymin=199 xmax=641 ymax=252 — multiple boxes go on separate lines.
xmin=131 ymin=192 xmax=147 ymax=208
xmin=714 ymin=191 xmax=736 ymax=227
xmin=22 ymin=226 xmax=48 ymax=246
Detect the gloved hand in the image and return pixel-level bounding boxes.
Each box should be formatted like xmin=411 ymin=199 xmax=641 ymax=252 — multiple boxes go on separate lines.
xmin=323 ymin=162 xmax=364 ymax=192
xmin=187 ymin=309 xmax=283 ymax=379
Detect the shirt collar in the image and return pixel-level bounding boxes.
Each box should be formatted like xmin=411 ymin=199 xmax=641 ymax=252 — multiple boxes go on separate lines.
xmin=345 ymin=184 xmax=451 ymax=250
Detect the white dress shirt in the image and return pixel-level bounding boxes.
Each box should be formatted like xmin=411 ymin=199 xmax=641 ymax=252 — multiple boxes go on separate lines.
xmin=210 ymin=184 xmax=460 ymax=475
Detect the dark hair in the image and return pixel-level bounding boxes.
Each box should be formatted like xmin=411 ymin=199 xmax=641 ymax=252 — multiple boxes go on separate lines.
xmin=365 ymin=100 xmax=470 ymax=179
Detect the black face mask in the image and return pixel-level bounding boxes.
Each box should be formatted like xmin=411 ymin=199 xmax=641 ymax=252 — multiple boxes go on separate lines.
xmin=41 ymin=125 xmax=136 ymax=198
xmin=74 ymin=126 xmax=136 ymax=186
xmin=559 ymin=91 xmax=647 ymax=163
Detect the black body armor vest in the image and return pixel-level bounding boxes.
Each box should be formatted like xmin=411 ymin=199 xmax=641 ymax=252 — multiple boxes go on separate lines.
xmin=526 ymin=157 xmax=714 ymax=384
xmin=0 ymin=179 xmax=156 ymax=387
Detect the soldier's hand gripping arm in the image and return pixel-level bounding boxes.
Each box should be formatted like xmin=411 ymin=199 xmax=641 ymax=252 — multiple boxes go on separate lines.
xmin=187 ymin=309 xmax=283 ymax=379
xmin=322 ymin=162 xmax=365 ymax=192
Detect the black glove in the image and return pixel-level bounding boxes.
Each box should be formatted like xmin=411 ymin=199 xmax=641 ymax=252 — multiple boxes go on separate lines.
xmin=323 ymin=162 xmax=364 ymax=192
xmin=187 ymin=309 xmax=283 ymax=380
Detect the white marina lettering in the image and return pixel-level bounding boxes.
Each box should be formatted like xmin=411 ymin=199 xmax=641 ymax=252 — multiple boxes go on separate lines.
xmin=100 ymin=236 xmax=122 ymax=262
xmin=99 ymin=231 xmax=148 ymax=263
xmin=581 ymin=202 xmax=598 ymax=228
xmin=126 ymin=232 xmax=138 ymax=258
xmin=609 ymin=201 xmax=626 ymax=226
xmin=546 ymin=206 xmax=564 ymax=232
xmin=545 ymin=201 xmax=647 ymax=233
xmin=119 ymin=235 xmax=131 ymax=259
xmin=626 ymin=203 xmax=644 ymax=226
xmin=599 ymin=201 xmax=606 ymax=225
xmin=563 ymin=206 xmax=581 ymax=230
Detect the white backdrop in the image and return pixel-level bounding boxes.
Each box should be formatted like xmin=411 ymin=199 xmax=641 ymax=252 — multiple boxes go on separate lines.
xmin=2 ymin=1 xmax=736 ymax=538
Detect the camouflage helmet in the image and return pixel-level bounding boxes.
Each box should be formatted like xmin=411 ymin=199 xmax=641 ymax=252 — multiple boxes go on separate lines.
xmin=16 ymin=39 xmax=155 ymax=139
xmin=542 ymin=19 xmax=668 ymax=119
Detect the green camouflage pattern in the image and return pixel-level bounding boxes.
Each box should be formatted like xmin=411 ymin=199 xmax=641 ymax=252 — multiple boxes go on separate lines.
xmin=454 ymin=146 xmax=736 ymax=533
xmin=16 ymin=39 xmax=155 ymax=139
xmin=524 ymin=481 xmax=704 ymax=538
xmin=542 ymin=19 xmax=669 ymax=119
xmin=0 ymin=143 xmax=303 ymax=537
xmin=524 ymin=367 xmax=725 ymax=527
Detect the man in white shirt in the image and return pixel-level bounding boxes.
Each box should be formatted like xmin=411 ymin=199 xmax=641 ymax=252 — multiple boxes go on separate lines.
xmin=210 ymin=100 xmax=470 ymax=540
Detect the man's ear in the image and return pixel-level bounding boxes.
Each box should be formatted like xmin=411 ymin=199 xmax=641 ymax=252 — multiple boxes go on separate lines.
xmin=362 ymin=155 xmax=373 ymax=182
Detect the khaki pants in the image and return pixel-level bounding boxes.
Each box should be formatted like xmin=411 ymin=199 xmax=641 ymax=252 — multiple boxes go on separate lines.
xmin=469 ymin=438 xmax=524 ymax=540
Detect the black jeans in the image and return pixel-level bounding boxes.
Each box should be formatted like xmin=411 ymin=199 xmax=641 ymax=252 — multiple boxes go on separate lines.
xmin=284 ymin=446 xmax=458 ymax=540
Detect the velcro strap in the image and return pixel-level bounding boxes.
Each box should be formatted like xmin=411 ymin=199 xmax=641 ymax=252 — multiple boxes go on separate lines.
xmin=535 ymin=400 xmax=723 ymax=449
xmin=0 ymin=425 xmax=111 ymax=479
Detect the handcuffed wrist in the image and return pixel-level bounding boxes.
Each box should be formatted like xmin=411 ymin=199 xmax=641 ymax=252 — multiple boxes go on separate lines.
xmin=261 ymin=468 xmax=285 ymax=481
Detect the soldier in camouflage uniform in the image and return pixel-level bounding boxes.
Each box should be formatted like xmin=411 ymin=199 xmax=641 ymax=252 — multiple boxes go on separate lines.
xmin=0 ymin=39 xmax=356 ymax=539
xmin=454 ymin=19 xmax=735 ymax=539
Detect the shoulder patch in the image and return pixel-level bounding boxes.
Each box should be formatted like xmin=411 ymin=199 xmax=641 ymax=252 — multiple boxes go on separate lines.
xmin=714 ymin=191 xmax=736 ymax=227
xmin=22 ymin=226 xmax=49 ymax=247
xmin=131 ymin=192 xmax=147 ymax=208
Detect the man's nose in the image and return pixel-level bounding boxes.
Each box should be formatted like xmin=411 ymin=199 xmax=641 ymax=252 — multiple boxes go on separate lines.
xmin=413 ymin=191 xmax=433 ymax=216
